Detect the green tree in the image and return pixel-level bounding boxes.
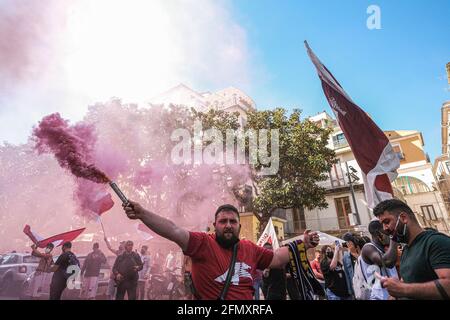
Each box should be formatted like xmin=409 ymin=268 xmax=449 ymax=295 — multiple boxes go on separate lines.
xmin=245 ymin=108 xmax=337 ymax=231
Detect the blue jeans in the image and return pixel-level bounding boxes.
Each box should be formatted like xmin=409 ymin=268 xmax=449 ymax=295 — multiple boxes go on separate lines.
xmin=326 ymin=288 xmax=353 ymax=300
xmin=253 ymin=279 xmax=262 ymax=300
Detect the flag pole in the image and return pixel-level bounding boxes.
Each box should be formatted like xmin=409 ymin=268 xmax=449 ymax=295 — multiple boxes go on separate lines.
xmin=99 ymin=216 xmax=107 ymax=237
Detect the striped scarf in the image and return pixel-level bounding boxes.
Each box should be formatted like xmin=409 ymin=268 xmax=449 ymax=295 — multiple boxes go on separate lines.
xmin=287 ymin=240 xmax=325 ymax=300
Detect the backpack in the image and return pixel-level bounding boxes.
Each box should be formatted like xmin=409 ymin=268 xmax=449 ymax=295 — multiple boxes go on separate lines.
xmin=352 ymin=255 xmax=371 ymax=300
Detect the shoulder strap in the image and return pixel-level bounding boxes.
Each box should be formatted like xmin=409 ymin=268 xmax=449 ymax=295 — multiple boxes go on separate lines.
xmin=365 ymin=243 xmax=389 ymax=276
xmin=357 ymin=256 xmax=368 ymax=283
xmin=218 ymin=242 xmax=239 ymax=300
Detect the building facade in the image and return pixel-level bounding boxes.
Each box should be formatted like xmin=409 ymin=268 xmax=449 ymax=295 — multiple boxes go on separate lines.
xmin=298 ymin=112 xmax=450 ymax=237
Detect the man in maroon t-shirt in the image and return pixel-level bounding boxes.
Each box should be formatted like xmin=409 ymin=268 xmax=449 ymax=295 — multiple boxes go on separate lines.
xmin=123 ymin=201 xmax=320 ymax=300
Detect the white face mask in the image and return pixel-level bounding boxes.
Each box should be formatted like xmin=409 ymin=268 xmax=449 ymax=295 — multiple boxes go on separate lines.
xmin=45 ymin=248 xmax=51 ymax=254
xmin=394 ymin=215 xmax=408 ymax=244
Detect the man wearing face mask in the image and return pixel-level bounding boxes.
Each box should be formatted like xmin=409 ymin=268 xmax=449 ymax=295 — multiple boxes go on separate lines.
xmin=30 ymin=243 xmax=54 ymax=299
xmin=360 ymin=220 xmax=399 ymax=300
xmin=122 ymin=202 xmax=320 ymax=300
xmin=373 ymin=199 xmax=450 ymax=300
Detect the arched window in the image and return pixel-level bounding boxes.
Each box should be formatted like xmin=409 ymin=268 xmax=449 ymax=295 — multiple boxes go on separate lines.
xmin=393 ymin=176 xmax=431 ymax=195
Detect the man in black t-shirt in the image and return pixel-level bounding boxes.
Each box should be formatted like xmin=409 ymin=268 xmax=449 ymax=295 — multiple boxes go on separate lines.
xmin=373 ymin=199 xmax=450 ymax=300
xmin=112 ymin=240 xmax=143 ymax=300
xmin=49 ymin=242 xmax=80 ymax=300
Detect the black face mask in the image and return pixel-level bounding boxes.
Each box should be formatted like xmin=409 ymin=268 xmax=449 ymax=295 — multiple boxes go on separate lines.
xmin=215 ymin=232 xmax=239 ymax=249
xmin=394 ymin=216 xmax=409 ymax=244
xmin=326 ymin=252 xmax=334 ymax=259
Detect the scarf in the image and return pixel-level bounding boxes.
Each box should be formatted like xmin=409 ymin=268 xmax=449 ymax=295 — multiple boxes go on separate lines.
xmin=287 ymin=240 xmax=325 ymax=300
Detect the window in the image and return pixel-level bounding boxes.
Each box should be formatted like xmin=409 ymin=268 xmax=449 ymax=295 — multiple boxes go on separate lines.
xmin=330 ymin=159 xmax=345 ymax=187
xmin=421 ymin=205 xmax=438 ymax=221
xmin=292 ymin=207 xmax=306 ymax=232
xmin=393 ymin=176 xmax=431 ymax=195
xmin=1 ymin=254 xmax=19 ymax=265
xmin=392 ymin=144 xmax=405 ymax=160
xmin=446 ymin=161 xmax=450 ymax=174
xmin=335 ymin=197 xmax=352 ymax=229
xmin=23 ymin=256 xmax=40 ymax=264
xmin=332 ymin=133 xmax=348 ymax=149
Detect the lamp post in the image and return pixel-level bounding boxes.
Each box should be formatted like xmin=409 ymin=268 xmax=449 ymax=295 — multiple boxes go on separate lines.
xmin=345 ymin=162 xmax=361 ymax=225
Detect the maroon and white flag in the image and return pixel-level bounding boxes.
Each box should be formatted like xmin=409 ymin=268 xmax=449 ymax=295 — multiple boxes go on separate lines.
xmin=256 ymin=218 xmax=280 ymax=250
xmin=88 ymin=191 xmax=114 ymax=221
xmin=23 ymin=225 xmax=86 ymax=248
xmin=305 ymin=41 xmax=400 ymax=209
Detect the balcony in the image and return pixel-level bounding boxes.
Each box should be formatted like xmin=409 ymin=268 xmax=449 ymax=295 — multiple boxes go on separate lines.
xmin=333 ymin=140 xmax=349 ymax=149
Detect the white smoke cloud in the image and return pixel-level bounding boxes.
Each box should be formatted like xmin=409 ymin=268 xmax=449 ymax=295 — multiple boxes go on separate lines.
xmin=0 ymin=0 xmax=252 ymax=145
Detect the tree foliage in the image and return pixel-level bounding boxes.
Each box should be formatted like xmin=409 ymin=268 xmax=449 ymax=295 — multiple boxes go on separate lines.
xmin=245 ymin=108 xmax=336 ymax=227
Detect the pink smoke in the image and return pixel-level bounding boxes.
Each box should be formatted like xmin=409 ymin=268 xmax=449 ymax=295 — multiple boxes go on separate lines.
xmin=1 ymin=102 xmax=252 ymax=253
xmin=0 ymin=0 xmax=68 ymax=87
xmin=33 ymin=113 xmax=110 ymax=184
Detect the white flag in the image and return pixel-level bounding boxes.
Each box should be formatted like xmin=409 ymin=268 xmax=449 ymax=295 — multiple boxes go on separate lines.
xmin=256 ymin=218 xmax=280 ymax=250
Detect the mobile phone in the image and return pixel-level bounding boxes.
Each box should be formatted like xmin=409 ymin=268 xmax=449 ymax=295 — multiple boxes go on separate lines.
xmin=335 ymin=240 xmax=340 ymax=247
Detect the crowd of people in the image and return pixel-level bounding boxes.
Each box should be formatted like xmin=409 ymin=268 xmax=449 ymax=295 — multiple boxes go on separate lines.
xmin=26 ymin=238 xmax=184 ymax=300
xmin=24 ymin=199 xmax=450 ymax=300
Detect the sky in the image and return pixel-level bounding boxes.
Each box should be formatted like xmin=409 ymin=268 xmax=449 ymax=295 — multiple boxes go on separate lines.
xmin=0 ymin=0 xmax=449 ymax=160
xmin=231 ymin=0 xmax=450 ymax=161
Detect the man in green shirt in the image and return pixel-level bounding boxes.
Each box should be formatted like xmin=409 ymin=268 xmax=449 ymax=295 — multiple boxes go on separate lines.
xmin=373 ymin=199 xmax=450 ymax=300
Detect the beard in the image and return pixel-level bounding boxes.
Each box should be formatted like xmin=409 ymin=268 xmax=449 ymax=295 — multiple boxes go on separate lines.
xmin=215 ymin=232 xmax=239 ymax=249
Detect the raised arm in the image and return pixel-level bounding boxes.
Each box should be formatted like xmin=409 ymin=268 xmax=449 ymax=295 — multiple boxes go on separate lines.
xmin=31 ymin=244 xmax=52 ymax=259
xmin=104 ymin=237 xmax=119 ymax=256
xmin=123 ymin=201 xmax=190 ymax=252
xmin=362 ymin=239 xmax=398 ymax=268
xmin=329 ymin=245 xmax=340 ymax=271
xmin=268 ymin=229 xmax=320 ymax=269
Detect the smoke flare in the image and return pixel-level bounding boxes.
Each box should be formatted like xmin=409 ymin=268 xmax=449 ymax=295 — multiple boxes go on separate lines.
xmin=33 ymin=113 xmax=110 ymax=183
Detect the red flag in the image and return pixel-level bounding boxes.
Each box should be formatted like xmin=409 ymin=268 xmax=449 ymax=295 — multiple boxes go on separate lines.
xmin=23 ymin=225 xmax=43 ymax=244
xmin=305 ymin=41 xmax=399 ymax=209
xmin=89 ymin=192 xmax=114 ymax=216
xmin=23 ymin=225 xmax=86 ymax=248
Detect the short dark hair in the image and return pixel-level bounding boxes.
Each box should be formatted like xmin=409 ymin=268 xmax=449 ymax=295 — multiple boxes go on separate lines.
xmin=342 ymin=232 xmax=355 ymax=243
xmin=62 ymin=242 xmax=72 ymax=249
xmin=93 ymin=242 xmax=99 ymax=249
xmin=343 ymin=232 xmax=366 ymax=250
xmin=215 ymin=204 xmax=239 ymax=218
xmin=368 ymin=220 xmax=383 ymax=236
xmin=373 ymin=199 xmax=415 ymax=219
xmin=46 ymin=243 xmax=55 ymax=249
